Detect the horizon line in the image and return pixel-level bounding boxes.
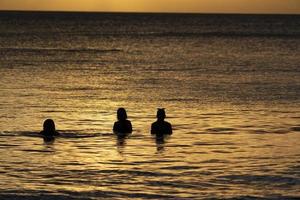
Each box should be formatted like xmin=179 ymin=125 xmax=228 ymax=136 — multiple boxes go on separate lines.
xmin=0 ymin=9 xmax=299 ymax=15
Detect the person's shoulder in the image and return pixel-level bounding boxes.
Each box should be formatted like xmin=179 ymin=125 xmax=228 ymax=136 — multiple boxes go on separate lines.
xmin=113 ymin=121 xmax=119 ymax=130
xmin=113 ymin=121 xmax=120 ymax=126
xmin=151 ymin=121 xmax=159 ymax=127
xmin=164 ymin=121 xmax=172 ymax=126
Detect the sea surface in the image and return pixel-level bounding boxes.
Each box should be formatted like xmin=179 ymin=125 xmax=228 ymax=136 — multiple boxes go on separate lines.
xmin=0 ymin=12 xmax=300 ymax=199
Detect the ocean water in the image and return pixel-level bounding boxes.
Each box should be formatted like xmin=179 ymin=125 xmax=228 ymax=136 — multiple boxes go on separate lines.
xmin=0 ymin=12 xmax=300 ymax=199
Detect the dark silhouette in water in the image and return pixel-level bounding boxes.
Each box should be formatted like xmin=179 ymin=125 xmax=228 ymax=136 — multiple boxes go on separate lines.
xmin=116 ymin=135 xmax=127 ymax=155
xmin=40 ymin=119 xmax=60 ymax=142
xmin=155 ymin=136 xmax=165 ymax=152
xmin=151 ymin=108 xmax=172 ymax=139
xmin=113 ymin=108 xmax=132 ymax=137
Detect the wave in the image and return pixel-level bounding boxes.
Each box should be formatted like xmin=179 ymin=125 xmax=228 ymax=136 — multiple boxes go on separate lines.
xmin=207 ymin=196 xmax=300 ymax=200
xmin=1 ymin=126 xmax=297 ymax=138
xmin=0 ymin=131 xmax=110 ymax=138
xmin=200 ymin=159 xmax=230 ymax=164
xmin=250 ymin=129 xmax=291 ymax=134
xmin=203 ymin=126 xmax=297 ymax=135
xmin=125 ymin=31 xmax=300 ymax=38
xmin=160 ymin=165 xmax=199 ymax=170
xmin=291 ymin=126 xmax=300 ymax=132
xmin=216 ymin=174 xmax=300 ymax=185
xmin=1 ymin=31 xmax=299 ymax=38
xmin=206 ymin=127 xmax=238 ymax=132
xmin=193 ymin=142 xmax=236 ymax=146
xmin=0 ymin=193 xmax=298 ymax=200
xmin=0 ymin=47 xmax=122 ymax=53
xmin=0 ymin=190 xmax=177 ymax=200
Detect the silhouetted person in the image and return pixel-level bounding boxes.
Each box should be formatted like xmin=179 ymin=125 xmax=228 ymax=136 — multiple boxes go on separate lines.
xmin=151 ymin=108 xmax=172 ymax=139
xmin=113 ymin=108 xmax=132 ymax=137
xmin=40 ymin=119 xmax=60 ymax=142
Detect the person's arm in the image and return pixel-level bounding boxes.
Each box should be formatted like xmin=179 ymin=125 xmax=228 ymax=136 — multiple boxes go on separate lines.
xmin=128 ymin=121 xmax=133 ymax=133
xmin=168 ymin=123 xmax=173 ymax=135
xmin=113 ymin=122 xmax=118 ymax=133
xmin=151 ymin=123 xmax=155 ymax=135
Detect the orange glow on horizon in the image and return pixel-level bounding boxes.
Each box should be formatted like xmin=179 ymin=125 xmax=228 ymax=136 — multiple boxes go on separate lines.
xmin=0 ymin=0 xmax=299 ymax=14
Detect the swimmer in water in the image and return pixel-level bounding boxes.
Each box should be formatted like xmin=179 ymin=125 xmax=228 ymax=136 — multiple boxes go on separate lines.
xmin=151 ymin=108 xmax=172 ymax=139
xmin=40 ymin=119 xmax=60 ymax=142
xmin=113 ymin=108 xmax=132 ymax=137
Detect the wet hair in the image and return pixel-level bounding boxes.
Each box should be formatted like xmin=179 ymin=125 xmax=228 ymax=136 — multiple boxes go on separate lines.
xmin=43 ymin=119 xmax=56 ymax=132
xmin=157 ymin=108 xmax=166 ymax=119
xmin=117 ymin=108 xmax=127 ymax=121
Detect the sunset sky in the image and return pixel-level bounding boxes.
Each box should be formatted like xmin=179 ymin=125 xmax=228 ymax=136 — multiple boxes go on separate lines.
xmin=0 ymin=0 xmax=299 ymax=14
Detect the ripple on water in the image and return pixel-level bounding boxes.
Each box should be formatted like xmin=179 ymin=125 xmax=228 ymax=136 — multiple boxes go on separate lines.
xmin=211 ymin=150 xmax=232 ymax=154
xmin=290 ymin=126 xmax=300 ymax=132
xmin=0 ymin=144 xmax=20 ymax=148
xmin=250 ymin=129 xmax=291 ymax=134
xmin=160 ymin=165 xmax=200 ymax=170
xmin=205 ymin=127 xmax=238 ymax=134
xmin=200 ymin=159 xmax=231 ymax=164
xmin=193 ymin=142 xmax=236 ymax=146
xmin=21 ymin=149 xmax=54 ymax=153
xmin=0 ymin=190 xmax=177 ymax=200
xmin=146 ymin=179 xmax=207 ymax=189
xmin=216 ymin=174 xmax=300 ymax=186
xmin=206 ymin=127 xmax=238 ymax=132
xmin=131 ymin=160 xmax=179 ymax=165
xmin=206 ymin=195 xmax=300 ymax=200
xmin=60 ymin=169 xmax=177 ymax=178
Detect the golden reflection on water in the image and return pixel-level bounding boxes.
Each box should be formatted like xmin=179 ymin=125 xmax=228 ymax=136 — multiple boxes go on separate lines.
xmin=0 ymin=12 xmax=299 ymax=198
xmin=0 ymin=121 xmax=300 ymax=197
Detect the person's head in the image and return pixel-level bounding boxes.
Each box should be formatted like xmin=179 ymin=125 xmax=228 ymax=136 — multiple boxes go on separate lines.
xmin=43 ymin=119 xmax=56 ymax=132
xmin=117 ymin=108 xmax=127 ymax=121
xmin=156 ymin=108 xmax=166 ymax=121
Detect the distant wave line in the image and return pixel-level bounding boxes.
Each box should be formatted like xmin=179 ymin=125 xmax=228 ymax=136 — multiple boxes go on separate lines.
xmin=0 ymin=47 xmax=123 ymax=53
xmin=84 ymin=31 xmax=300 ymax=38
xmin=0 ymin=131 xmax=111 ymax=138
xmin=1 ymin=125 xmax=299 ymax=137
xmin=0 ymin=31 xmax=299 ymax=38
